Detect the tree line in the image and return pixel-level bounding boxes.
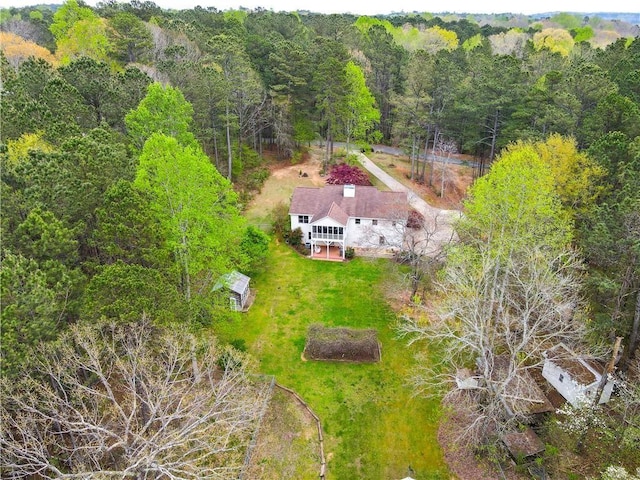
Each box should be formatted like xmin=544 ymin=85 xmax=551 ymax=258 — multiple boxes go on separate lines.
xmin=1 ymin=8 xmax=273 ymax=472
xmin=2 ymin=2 xmax=639 ymax=166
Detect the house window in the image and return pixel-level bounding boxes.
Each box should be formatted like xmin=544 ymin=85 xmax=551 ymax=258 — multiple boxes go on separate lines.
xmin=308 ymin=232 xmax=311 ymax=239
xmin=339 ymin=227 xmax=344 ymax=235
xmin=379 ymin=235 xmax=385 ymax=245
xmin=298 ymin=215 xmax=309 ymax=224
xmin=372 ymin=219 xmax=378 ymax=226
xmin=559 ymin=374 xmax=564 ymax=383
xmin=355 ymin=218 xmax=361 ymax=225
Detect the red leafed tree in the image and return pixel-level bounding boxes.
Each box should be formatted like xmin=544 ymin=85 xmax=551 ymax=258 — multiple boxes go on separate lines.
xmin=326 ymin=164 xmax=371 ymax=185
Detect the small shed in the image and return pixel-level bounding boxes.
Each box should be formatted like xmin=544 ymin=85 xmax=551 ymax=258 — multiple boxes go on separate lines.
xmin=455 ymin=367 xmax=481 ymax=390
xmin=501 ymin=427 xmax=546 ymax=460
xmin=542 ymin=343 xmax=614 ymax=407
xmin=213 ymin=271 xmax=251 ymax=311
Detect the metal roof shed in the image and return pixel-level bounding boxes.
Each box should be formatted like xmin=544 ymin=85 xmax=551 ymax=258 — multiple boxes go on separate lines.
xmin=214 ymin=271 xmax=251 ymax=311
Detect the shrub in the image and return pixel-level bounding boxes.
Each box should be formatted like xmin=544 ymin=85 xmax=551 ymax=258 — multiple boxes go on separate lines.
xmin=407 ymin=209 xmax=425 ymax=229
xmin=240 ymin=225 xmax=270 ymax=274
xmin=229 ymin=338 xmax=247 ymax=352
xmin=345 ymin=153 xmax=360 ymax=165
xmin=285 ymin=227 xmax=303 ymax=246
xmin=291 ymin=150 xmax=303 ymax=164
xmin=284 ymin=227 xmax=307 ymax=254
xmin=326 ymin=163 xmax=371 ymax=186
xmin=345 ymin=247 xmax=355 ymax=259
xmin=271 ymin=202 xmax=291 ymax=240
xmin=246 ymin=167 xmax=269 ymax=192
xmin=332 ymin=148 xmax=347 ymax=159
xmin=217 ymin=346 xmax=245 ymax=370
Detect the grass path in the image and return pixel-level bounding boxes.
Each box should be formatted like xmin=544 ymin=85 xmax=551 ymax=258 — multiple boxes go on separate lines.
xmin=215 ymin=242 xmax=449 ymax=479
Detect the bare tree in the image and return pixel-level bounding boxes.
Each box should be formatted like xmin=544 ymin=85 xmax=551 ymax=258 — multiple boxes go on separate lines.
xmin=365 ymin=209 xmax=454 ymax=301
xmin=399 ymin=144 xmax=592 ymax=446
xmin=400 ymin=244 xmax=587 ymax=444
xmin=1 ymin=320 xmax=271 ymax=479
xmin=488 ymin=30 xmax=529 ymax=57
xmin=397 ymin=212 xmax=452 ymax=300
xmin=434 ymin=137 xmax=457 ymax=198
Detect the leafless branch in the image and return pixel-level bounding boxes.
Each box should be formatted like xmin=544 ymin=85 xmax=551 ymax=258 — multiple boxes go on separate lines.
xmin=399 ymin=242 xmax=588 ymax=444
xmin=1 ymin=319 xmax=271 ymax=479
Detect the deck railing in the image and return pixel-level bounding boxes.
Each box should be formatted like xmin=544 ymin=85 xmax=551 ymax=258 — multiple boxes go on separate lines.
xmin=312 ymin=233 xmax=344 ymax=241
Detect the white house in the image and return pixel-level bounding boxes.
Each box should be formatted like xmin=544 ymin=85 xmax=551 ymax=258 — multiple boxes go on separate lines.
xmin=542 ymin=343 xmax=614 ymax=407
xmin=289 ymin=184 xmax=408 ymax=259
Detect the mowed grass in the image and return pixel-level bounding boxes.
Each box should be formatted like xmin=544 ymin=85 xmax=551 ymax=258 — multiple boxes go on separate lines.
xmin=215 ymin=242 xmax=449 ymax=479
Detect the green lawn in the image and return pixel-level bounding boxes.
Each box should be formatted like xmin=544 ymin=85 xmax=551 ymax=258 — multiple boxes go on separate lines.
xmin=215 ymin=242 xmax=449 ymax=479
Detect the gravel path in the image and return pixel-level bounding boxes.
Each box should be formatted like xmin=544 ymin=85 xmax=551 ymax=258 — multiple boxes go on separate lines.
xmin=356 ymin=152 xmax=461 ymax=254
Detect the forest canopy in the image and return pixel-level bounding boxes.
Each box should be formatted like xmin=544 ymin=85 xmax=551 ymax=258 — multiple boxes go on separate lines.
xmin=0 ymin=2 xmax=639 ymax=477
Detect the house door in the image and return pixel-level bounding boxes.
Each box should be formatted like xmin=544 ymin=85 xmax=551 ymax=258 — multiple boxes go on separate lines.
xmin=230 ymin=297 xmax=238 ymax=311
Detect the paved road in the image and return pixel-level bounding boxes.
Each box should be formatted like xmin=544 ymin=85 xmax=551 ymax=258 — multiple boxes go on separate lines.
xmin=355 ymin=151 xmax=461 ymax=254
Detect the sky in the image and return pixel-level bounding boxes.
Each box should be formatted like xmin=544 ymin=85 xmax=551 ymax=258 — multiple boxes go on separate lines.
xmin=5 ymin=0 xmax=639 ymax=15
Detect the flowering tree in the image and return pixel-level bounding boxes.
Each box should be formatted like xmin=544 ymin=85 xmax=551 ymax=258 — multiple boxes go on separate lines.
xmin=556 ymin=393 xmax=608 ymax=451
xmin=601 ymin=466 xmax=640 ymax=480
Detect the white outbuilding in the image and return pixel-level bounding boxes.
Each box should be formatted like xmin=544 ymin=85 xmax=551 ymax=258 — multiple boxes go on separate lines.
xmin=542 ymin=343 xmax=614 ymax=407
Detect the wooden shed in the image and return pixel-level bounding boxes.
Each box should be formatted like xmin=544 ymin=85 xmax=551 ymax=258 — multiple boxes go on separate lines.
xmin=501 ymin=427 xmax=546 ymax=460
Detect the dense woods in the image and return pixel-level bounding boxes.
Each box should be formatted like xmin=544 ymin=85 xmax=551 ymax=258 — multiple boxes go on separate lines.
xmin=1 ymin=1 xmax=639 ymax=478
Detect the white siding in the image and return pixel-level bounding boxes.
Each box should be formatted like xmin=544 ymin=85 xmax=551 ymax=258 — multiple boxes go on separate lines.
xmin=542 ymin=359 xmax=613 ymax=406
xmin=292 ymin=214 xmax=405 ymax=252
xmin=543 ymin=360 xmax=583 ymax=407
xmin=312 ymin=218 xmax=344 ymax=229
xmin=290 ymin=214 xmax=312 ymax=242
xmin=346 ymin=218 xmax=403 ymax=248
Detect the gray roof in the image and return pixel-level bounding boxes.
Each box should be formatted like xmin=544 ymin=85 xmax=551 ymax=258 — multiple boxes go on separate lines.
xmin=213 ymin=270 xmax=250 ymax=295
xmin=289 ymin=185 xmax=408 ymax=222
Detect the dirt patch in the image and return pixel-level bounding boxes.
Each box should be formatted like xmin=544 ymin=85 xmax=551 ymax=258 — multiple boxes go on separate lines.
xmin=244 ymin=388 xmax=319 ymax=480
xmin=244 ymin=146 xmax=472 ymax=225
xmin=244 ymin=149 xmax=326 ymax=225
xmin=369 ymin=152 xmax=474 ymax=210
xmin=269 ymin=153 xmax=325 ymax=185
xmin=303 ymin=324 xmax=380 ymax=363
